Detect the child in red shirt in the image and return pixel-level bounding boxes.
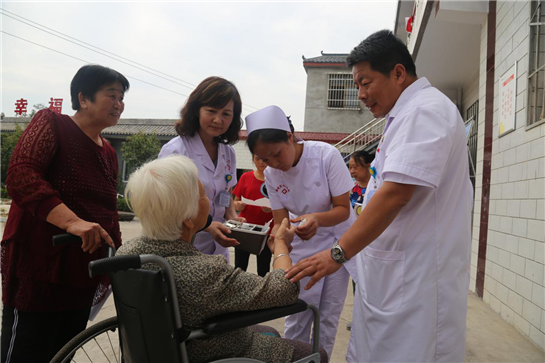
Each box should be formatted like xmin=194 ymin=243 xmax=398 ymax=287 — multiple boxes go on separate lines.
xmin=233 ymin=154 xmax=273 ymax=276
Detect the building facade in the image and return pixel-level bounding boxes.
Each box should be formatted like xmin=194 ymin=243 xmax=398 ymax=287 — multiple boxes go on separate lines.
xmin=1 ymin=117 xmax=350 ymax=182
xmin=396 ymin=0 xmax=544 ymax=351
xmin=302 ymin=52 xmax=375 ymax=133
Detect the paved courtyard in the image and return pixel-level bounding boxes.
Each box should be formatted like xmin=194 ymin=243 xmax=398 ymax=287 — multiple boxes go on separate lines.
xmin=0 ymin=219 xmax=543 ymax=362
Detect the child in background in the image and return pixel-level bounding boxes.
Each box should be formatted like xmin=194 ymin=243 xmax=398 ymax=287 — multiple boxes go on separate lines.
xmin=349 ymin=150 xmax=374 ymax=209
xmin=233 ymin=154 xmax=273 ymax=276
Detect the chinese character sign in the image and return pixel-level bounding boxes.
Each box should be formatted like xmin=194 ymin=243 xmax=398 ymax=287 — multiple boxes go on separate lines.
xmin=49 ymin=98 xmax=63 ymax=113
xmin=499 ymin=63 xmax=517 ymax=136
xmin=14 ymin=98 xmax=28 ymax=116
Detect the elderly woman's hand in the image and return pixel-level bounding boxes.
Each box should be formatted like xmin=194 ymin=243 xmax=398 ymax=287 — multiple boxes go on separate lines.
xmin=66 ymin=219 xmax=115 ymax=253
xmin=275 ymin=218 xmax=296 ymax=245
xmin=267 ymin=218 xmax=295 ymax=253
xmin=206 ymin=221 xmax=240 ymax=248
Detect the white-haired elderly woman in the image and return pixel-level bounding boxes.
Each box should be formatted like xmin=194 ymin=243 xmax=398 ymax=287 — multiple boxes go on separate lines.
xmin=117 ymin=155 xmax=328 ymax=363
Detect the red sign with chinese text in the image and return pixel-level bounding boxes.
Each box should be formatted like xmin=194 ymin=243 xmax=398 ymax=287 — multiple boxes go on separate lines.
xmin=49 ymin=98 xmax=63 ymax=113
xmin=14 ymin=99 xmax=28 ymax=116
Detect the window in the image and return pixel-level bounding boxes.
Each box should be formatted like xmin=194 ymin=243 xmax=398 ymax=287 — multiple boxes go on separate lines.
xmin=466 ymin=101 xmax=478 ymax=191
xmin=528 ymin=1 xmax=545 ymax=127
xmin=327 ymin=74 xmax=360 ymax=110
xmin=122 ymin=160 xmax=136 ymax=182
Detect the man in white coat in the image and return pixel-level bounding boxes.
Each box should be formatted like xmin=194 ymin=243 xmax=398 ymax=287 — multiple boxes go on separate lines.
xmin=286 ymin=29 xmax=473 ymax=362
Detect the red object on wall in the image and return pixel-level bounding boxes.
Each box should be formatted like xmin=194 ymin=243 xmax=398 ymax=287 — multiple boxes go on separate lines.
xmin=406 ymin=16 xmax=414 ymax=33
xmin=14 ymin=99 xmax=28 ymax=116
xmin=406 ymin=2 xmax=416 ymax=33
xmin=49 ymin=98 xmax=63 ymax=113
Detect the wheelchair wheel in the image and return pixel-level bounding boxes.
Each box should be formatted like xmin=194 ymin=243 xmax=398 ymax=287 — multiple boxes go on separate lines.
xmin=50 ymin=316 xmax=121 ymax=363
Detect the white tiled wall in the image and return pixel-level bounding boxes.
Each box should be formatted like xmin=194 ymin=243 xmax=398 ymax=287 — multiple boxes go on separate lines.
xmin=475 ymin=0 xmax=545 ymax=351
xmin=233 ymin=141 xmax=254 ymax=171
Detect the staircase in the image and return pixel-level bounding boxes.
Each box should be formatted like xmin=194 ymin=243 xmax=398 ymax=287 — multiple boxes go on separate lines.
xmin=334 ymin=117 xmax=386 ymax=162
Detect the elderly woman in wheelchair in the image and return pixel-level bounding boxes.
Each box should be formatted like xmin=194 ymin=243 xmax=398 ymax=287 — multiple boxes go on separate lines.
xmin=116 ymin=155 xmax=328 ymax=363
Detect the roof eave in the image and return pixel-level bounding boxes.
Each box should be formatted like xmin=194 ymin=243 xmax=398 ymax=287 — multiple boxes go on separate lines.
xmin=303 ymin=62 xmax=349 ymax=68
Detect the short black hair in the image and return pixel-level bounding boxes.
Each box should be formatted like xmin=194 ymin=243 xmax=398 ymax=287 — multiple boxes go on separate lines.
xmin=70 ymin=64 xmax=130 ymax=111
xmin=175 ymin=76 xmax=242 ymax=145
xmin=247 ymin=117 xmax=295 ymax=154
xmin=346 ymin=29 xmax=417 ymax=77
xmin=351 ymin=150 xmax=374 ymax=167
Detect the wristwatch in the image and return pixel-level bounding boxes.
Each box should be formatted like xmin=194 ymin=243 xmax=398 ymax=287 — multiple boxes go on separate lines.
xmin=331 ymin=241 xmax=349 ymax=264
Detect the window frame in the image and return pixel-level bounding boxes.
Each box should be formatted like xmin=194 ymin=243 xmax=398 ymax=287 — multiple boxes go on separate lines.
xmin=326 ymin=73 xmax=361 ymax=111
xmin=122 ymin=160 xmax=133 ymax=183
xmin=527 ymin=0 xmax=545 ymax=129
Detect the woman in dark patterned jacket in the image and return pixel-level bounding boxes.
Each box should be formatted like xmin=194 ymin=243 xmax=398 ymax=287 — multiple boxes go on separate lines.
xmin=117 ymin=155 xmax=328 ymax=363
xmin=1 ymin=64 xmax=128 ymax=363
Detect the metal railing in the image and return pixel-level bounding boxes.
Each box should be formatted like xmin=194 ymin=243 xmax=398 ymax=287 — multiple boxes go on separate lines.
xmin=334 ymin=117 xmax=386 ymax=162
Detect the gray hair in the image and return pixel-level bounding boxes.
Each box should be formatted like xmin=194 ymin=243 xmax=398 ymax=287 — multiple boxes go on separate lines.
xmin=125 ymin=155 xmax=200 ymax=240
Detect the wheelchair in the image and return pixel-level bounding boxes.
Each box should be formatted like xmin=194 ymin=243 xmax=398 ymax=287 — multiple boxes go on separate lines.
xmin=50 ymin=234 xmax=322 ymax=363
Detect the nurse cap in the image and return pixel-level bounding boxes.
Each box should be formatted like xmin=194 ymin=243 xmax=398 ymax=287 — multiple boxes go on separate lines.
xmin=245 ymin=105 xmax=291 ymax=135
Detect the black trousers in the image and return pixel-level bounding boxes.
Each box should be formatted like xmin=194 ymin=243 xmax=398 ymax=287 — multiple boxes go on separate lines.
xmin=1 ymin=305 xmax=90 ymax=363
xmin=234 ymin=247 xmax=272 ymax=277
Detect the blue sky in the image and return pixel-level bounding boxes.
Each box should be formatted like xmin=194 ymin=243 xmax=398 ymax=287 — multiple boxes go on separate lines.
xmin=1 ymin=1 xmax=397 ymax=130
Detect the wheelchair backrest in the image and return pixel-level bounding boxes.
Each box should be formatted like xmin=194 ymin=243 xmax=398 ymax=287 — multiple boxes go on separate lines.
xmin=110 ymin=268 xmax=183 ymax=363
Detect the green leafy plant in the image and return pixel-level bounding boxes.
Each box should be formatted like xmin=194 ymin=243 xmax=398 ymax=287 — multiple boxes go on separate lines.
xmin=117 ymin=196 xmax=132 ymax=212
xmin=120 ymin=131 xmax=161 ymax=180
xmin=1 ymin=124 xmax=25 ymax=184
xmin=29 ymin=104 xmax=47 ymax=118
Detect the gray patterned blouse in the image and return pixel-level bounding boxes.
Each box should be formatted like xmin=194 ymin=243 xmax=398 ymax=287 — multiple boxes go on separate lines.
xmin=116 ymin=236 xmax=300 ymax=363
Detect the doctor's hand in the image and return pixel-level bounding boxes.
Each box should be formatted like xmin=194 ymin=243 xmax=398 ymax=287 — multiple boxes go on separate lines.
xmin=206 ymin=221 xmax=240 ymax=248
xmin=232 ymin=216 xmax=246 ymax=224
xmin=290 ymin=214 xmax=319 ymax=241
xmin=285 ymin=249 xmax=342 ymax=290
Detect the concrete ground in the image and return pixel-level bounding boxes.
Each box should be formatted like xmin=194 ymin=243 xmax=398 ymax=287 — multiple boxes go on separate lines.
xmin=1 ymin=219 xmax=544 ymax=362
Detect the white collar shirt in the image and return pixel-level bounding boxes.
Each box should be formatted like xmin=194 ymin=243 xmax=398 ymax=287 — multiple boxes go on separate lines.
xmin=159 ymin=133 xmax=237 ymax=259
xmin=348 ymin=77 xmax=474 ymax=362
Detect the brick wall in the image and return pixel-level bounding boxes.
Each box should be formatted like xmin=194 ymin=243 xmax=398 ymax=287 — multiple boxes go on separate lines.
xmin=475 ymin=0 xmax=545 ymax=350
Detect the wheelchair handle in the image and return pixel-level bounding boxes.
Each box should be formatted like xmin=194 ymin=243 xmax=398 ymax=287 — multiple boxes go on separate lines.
xmin=52 ymin=233 xmax=82 ymax=246
xmin=89 ymin=254 xmax=142 ymax=278
xmin=53 ymin=233 xmax=116 ymax=257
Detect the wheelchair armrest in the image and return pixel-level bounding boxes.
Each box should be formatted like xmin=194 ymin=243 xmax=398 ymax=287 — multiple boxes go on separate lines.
xmin=203 ymin=299 xmax=308 ymax=335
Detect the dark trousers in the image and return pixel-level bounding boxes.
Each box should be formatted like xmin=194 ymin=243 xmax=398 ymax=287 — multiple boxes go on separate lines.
xmin=235 ymin=247 xmax=272 ymax=277
xmin=1 ymin=305 xmax=90 ymax=363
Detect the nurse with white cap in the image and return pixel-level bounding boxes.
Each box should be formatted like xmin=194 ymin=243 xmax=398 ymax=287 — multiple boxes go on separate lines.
xmin=159 ymin=77 xmax=245 ymax=262
xmin=245 ymin=105 xmax=356 ymax=360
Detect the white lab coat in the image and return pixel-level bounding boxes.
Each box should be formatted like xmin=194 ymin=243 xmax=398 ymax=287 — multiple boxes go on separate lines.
xmin=159 ymin=133 xmax=237 ymax=262
xmin=265 ymin=141 xmax=357 ymax=359
xmin=347 ymin=78 xmax=473 ymax=362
